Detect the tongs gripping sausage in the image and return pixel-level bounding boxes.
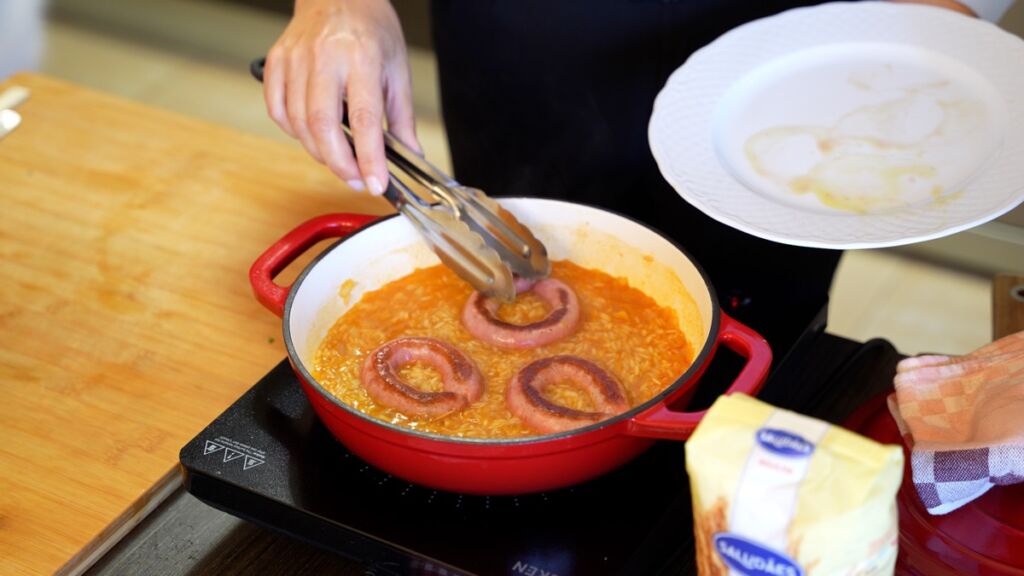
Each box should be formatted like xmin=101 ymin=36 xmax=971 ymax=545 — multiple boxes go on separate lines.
xmin=250 ymin=57 xmax=549 ymax=303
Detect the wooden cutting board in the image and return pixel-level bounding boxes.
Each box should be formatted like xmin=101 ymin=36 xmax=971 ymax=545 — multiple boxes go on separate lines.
xmin=0 ymin=73 xmax=393 ymax=575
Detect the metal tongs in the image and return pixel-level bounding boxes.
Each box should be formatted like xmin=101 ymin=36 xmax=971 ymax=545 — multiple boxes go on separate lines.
xmin=369 ymin=130 xmax=549 ymax=301
xmin=250 ymin=58 xmax=549 ymax=302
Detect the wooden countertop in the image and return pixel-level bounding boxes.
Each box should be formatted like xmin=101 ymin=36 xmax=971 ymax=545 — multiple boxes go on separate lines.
xmin=0 ymin=73 xmax=392 ymax=575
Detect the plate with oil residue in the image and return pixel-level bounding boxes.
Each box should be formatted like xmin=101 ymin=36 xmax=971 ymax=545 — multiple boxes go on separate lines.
xmin=648 ymin=1 xmax=1024 ymax=249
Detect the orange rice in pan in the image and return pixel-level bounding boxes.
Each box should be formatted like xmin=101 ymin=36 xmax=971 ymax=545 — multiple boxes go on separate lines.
xmin=312 ymin=261 xmax=694 ymax=438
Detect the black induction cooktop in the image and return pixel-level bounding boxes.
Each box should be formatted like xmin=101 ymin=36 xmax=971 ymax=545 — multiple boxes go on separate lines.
xmin=180 ymin=308 xmax=900 ymax=575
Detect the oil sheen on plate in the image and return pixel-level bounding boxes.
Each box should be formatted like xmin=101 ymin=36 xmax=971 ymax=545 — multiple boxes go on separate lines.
xmin=713 ymin=43 xmax=1007 ymax=214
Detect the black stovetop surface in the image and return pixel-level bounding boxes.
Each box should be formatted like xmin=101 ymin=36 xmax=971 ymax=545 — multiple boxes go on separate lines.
xmin=180 ymin=310 xmax=900 ymax=576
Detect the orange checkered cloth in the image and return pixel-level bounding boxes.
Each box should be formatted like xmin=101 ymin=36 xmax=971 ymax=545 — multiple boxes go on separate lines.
xmin=887 ymin=331 xmax=1024 ymax=515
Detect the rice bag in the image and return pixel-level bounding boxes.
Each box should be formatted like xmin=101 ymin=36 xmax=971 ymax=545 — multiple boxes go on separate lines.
xmin=686 ymin=394 xmax=903 ymax=576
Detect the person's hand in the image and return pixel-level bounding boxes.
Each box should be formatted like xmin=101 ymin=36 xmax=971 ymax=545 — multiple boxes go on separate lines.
xmin=264 ymin=0 xmax=421 ymax=195
xmin=885 ymin=0 xmax=977 ymax=16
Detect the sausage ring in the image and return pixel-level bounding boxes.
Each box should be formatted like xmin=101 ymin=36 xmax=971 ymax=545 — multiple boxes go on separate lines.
xmin=462 ymin=278 xmax=581 ymax=349
xmin=506 ymin=355 xmax=630 ymax=434
xmin=360 ymin=337 xmax=484 ymax=419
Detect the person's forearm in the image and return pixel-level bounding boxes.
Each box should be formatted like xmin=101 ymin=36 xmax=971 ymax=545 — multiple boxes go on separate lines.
xmin=954 ymin=0 xmax=1016 ymax=20
xmin=886 ymin=0 xmax=1017 ymax=21
xmin=886 ymin=0 xmax=976 ymax=17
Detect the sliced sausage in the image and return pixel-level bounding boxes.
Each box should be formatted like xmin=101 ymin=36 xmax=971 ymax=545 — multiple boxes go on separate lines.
xmin=360 ymin=337 xmax=484 ymax=419
xmin=462 ymin=278 xmax=580 ymax=349
xmin=507 ymin=355 xmax=630 ymax=434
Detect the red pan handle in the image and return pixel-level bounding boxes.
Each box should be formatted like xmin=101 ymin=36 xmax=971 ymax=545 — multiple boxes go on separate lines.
xmin=249 ymin=213 xmax=378 ymax=317
xmin=626 ymin=311 xmax=772 ymax=440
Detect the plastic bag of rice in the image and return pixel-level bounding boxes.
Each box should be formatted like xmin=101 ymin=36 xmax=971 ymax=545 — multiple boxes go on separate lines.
xmin=685 ymin=394 xmax=903 ymax=576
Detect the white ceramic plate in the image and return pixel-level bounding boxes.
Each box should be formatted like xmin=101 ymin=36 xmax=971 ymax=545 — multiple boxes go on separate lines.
xmin=648 ymin=1 xmax=1024 ymax=249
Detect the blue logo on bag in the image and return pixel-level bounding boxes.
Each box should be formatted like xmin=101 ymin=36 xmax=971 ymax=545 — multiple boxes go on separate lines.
xmin=713 ymin=533 xmax=803 ymax=576
xmin=755 ymin=428 xmax=814 ymax=457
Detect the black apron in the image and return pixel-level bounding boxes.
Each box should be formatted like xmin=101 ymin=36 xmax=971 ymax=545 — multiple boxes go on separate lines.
xmin=431 ymin=0 xmax=842 ymax=359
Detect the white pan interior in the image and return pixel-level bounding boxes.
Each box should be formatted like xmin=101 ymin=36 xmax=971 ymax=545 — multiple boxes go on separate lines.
xmin=286 ymin=198 xmax=715 ymax=373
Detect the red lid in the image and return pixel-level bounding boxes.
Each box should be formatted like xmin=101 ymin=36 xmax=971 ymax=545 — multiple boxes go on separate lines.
xmin=845 ymin=393 xmax=1024 ymax=576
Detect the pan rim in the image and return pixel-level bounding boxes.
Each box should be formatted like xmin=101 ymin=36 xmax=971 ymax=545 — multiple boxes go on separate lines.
xmin=282 ymin=197 xmax=722 ymax=447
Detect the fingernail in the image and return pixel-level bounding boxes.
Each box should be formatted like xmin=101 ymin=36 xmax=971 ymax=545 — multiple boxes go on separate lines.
xmin=366 ymin=176 xmax=384 ymax=196
xmin=347 ymin=179 xmax=365 ymax=191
